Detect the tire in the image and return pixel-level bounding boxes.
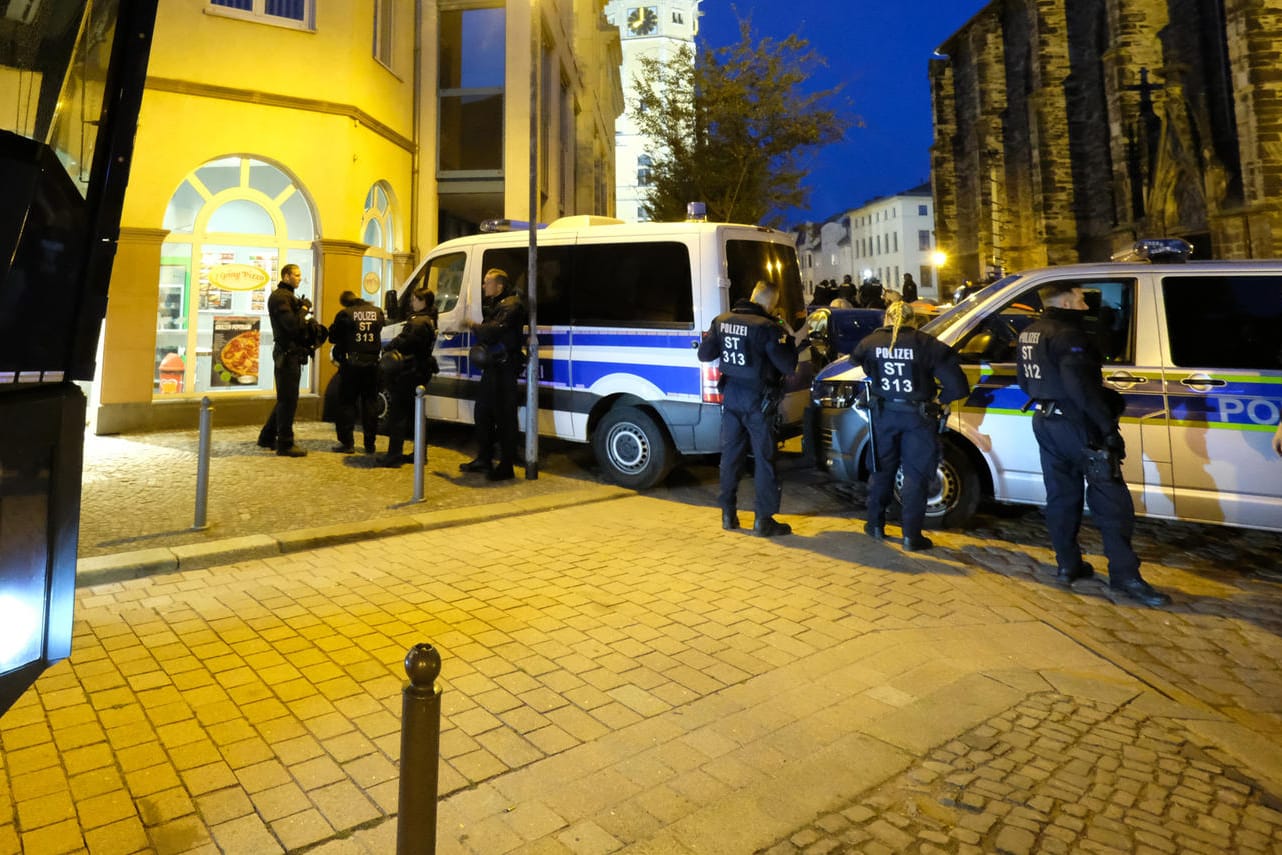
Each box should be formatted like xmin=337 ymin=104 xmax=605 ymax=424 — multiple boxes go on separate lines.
xmin=893 ymin=439 xmax=981 ymax=530
xmin=592 ymin=406 xmax=675 ymax=490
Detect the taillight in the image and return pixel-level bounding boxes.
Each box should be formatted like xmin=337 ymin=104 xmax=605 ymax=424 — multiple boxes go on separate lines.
xmin=701 ymin=363 xmax=722 ymax=404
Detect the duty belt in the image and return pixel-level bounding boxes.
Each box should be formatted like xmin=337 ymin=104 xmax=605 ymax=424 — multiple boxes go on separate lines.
xmin=877 ymin=398 xmax=922 ymax=412
xmin=1035 ymin=400 xmax=1066 ymax=417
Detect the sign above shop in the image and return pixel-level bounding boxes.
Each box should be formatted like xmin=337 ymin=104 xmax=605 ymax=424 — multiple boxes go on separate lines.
xmin=208 ymin=263 xmax=270 ymax=291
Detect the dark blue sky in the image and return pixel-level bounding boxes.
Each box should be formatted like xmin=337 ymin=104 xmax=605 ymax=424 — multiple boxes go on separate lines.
xmin=698 ymin=2 xmax=988 ymax=224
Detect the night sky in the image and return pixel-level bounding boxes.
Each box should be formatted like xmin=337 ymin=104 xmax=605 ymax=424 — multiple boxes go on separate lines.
xmin=697 ymin=1 xmax=989 ymax=224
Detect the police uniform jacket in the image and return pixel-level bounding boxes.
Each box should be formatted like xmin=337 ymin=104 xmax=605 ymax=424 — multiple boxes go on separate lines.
xmin=388 ymin=311 xmax=437 ymax=379
xmin=330 ymin=300 xmax=385 ymax=368
xmin=476 ymin=288 xmax=528 ymax=365
xmin=268 ymin=283 xmax=308 ymax=359
xmin=850 ymin=326 xmax=968 ymax=405
xmin=1016 ymin=306 xmax=1121 ymax=444
xmin=697 ymin=300 xmax=797 ymax=410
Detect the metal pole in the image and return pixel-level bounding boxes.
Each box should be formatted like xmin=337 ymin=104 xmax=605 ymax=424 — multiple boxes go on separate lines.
xmin=193 ymin=396 xmax=212 ymax=530
xmin=397 ymin=643 xmax=441 ymax=855
xmin=525 ymin=0 xmax=540 ymax=480
xmin=411 ymin=385 xmax=427 ymax=503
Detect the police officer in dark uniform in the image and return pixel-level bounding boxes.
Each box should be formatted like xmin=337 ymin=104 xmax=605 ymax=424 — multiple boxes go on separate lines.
xmin=257 ymin=264 xmax=313 ymax=457
xmin=698 ymin=280 xmax=798 ymax=537
xmin=1016 ymin=282 xmax=1170 ymax=606
xmin=329 ymin=290 xmax=385 ymax=454
xmin=851 ymin=299 xmax=968 ymax=550
xmin=460 ymin=268 xmax=528 ymax=481
xmin=378 ymin=286 xmax=436 ymax=467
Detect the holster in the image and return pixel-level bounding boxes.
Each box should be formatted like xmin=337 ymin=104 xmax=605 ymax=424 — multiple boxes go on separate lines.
xmin=1083 ymin=447 xmax=1122 ymax=484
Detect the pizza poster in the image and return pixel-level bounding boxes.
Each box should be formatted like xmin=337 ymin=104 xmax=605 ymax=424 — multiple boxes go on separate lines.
xmin=210 ymin=316 xmax=261 ymax=387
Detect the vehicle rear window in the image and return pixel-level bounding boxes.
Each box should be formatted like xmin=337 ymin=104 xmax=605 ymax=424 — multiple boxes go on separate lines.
xmin=726 ymin=239 xmax=805 ymax=325
xmin=1163 ymin=275 xmax=1282 ymax=369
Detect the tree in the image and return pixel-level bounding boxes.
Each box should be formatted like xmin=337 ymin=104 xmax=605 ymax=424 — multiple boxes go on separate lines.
xmin=630 ymin=20 xmax=850 ymax=228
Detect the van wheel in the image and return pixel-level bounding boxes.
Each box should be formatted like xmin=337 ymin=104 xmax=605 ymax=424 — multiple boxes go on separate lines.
xmin=593 ymin=407 xmax=674 ymax=490
xmin=893 ymin=440 xmax=980 ymax=529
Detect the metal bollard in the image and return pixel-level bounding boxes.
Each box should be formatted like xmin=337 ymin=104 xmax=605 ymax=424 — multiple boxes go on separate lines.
xmin=397 ymin=643 xmax=441 ymax=855
xmin=411 ymin=385 xmax=427 ymax=503
xmin=193 ymin=397 xmax=213 ymax=530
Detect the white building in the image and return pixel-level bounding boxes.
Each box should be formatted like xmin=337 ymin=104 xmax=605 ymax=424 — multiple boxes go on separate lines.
xmin=604 ymin=0 xmax=701 ymax=221
xmin=796 ymin=183 xmax=943 ymax=301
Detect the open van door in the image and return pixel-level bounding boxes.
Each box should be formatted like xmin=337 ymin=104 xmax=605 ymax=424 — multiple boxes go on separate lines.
xmin=397 ymin=251 xmax=469 ymax=423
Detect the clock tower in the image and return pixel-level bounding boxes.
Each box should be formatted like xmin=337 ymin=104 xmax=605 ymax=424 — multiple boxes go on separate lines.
xmin=605 ymin=0 xmax=702 ymax=221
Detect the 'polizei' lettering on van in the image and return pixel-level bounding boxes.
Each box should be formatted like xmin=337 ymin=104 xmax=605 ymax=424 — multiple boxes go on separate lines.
xmin=874 ymin=346 xmax=914 ymax=360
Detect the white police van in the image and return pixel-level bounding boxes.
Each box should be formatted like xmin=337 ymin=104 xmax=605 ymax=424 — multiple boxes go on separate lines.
xmin=811 ymin=240 xmax=1282 ymax=532
xmin=387 ymin=214 xmax=810 ymax=488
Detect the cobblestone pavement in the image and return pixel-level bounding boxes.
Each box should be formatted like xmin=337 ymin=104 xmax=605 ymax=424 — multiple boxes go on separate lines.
xmin=0 ymin=421 xmax=1277 ymax=853
xmin=761 ymin=691 xmax=1282 ymax=854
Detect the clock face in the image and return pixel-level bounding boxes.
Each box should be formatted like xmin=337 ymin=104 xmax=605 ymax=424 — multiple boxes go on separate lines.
xmin=627 ymin=6 xmax=658 ymax=36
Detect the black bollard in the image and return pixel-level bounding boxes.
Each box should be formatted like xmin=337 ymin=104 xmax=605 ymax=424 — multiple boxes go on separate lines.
xmin=397 ymin=643 xmax=441 ymax=855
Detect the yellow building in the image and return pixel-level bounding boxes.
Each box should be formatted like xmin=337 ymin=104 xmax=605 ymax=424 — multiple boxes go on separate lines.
xmin=96 ymin=0 xmax=622 ymax=433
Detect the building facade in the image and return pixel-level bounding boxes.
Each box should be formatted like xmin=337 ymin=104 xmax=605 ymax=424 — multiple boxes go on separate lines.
xmin=794 ymin=184 xmax=941 ymax=301
xmin=87 ymin=0 xmax=621 ymax=433
xmin=603 ymin=0 xmax=700 ymax=221
xmin=930 ymin=0 xmax=1282 ymax=286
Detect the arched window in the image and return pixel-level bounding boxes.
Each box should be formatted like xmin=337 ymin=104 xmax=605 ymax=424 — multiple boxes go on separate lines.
xmin=155 ymin=156 xmax=318 ymax=397
xmin=361 ymin=182 xmax=397 ymax=301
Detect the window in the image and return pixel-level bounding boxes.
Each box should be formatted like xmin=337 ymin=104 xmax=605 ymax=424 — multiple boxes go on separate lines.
xmin=208 ymin=0 xmax=313 ymax=27
xmin=1163 ymin=275 xmax=1282 ymax=369
xmin=439 ymin=8 xmax=505 ymax=174
xmin=918 ymin=204 xmax=928 ymax=216
xmin=726 ymin=240 xmax=805 ymax=322
xmin=361 ymin=183 xmax=397 ymax=303
xmin=953 ymin=279 xmax=1135 ymax=365
xmin=156 ymin=157 xmax=318 ymax=397
xmin=401 ymin=253 xmax=466 ymax=317
xmin=637 ymin=168 xmax=651 ymax=186
xmin=918 ymin=230 xmax=931 ymax=251
xmin=892 ymin=232 xmax=898 ymax=252
xmin=373 ymin=0 xmax=394 ymax=68
xmin=673 ymin=11 xmax=684 ymax=23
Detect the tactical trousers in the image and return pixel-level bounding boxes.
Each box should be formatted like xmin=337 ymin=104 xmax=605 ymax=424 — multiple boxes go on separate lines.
xmin=718 ymin=399 xmax=781 ymax=518
xmin=1033 ymin=413 xmax=1141 ymax=583
xmin=866 ymin=406 xmax=938 ymax=539
xmin=474 ymin=362 xmax=520 ymax=467
xmin=258 ymin=350 xmax=303 ymax=450
xmin=336 ymin=362 xmax=380 ymax=450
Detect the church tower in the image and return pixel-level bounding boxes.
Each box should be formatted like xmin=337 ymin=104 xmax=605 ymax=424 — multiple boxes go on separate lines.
xmin=604 ymin=1 xmax=702 ymax=221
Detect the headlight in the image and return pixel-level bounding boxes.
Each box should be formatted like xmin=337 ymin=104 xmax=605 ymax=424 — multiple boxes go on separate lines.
xmin=812 ymin=380 xmax=862 ymax=409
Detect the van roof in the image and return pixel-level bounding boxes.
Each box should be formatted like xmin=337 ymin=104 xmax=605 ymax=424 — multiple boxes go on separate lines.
xmin=431 ymin=218 xmax=790 ymax=252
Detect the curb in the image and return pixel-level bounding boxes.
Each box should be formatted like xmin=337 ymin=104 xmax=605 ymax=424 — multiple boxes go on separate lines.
xmin=76 ymin=484 xmax=634 ymax=587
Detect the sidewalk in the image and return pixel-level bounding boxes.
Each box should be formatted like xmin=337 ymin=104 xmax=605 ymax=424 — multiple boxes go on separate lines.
xmin=1 ymin=425 xmax=1278 ymax=852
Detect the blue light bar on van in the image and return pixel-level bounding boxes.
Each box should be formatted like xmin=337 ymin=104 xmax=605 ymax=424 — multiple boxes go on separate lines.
xmin=1110 ymin=237 xmax=1194 ymax=263
xmin=480 ymin=218 xmax=547 ymax=233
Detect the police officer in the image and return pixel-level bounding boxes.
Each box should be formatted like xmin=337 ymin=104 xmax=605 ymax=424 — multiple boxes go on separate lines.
xmin=329 ymin=290 xmax=385 ymax=454
xmin=378 ymin=286 xmax=437 ymax=467
xmin=460 ymin=268 xmax=528 ymax=481
xmin=1016 ymin=282 xmax=1170 ymax=606
xmin=851 ymin=300 xmax=968 ymax=550
xmin=257 ymin=264 xmax=312 ymax=457
xmin=698 ymin=280 xmax=798 ymax=537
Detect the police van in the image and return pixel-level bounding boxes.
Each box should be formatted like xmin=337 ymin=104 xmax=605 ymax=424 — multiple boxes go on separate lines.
xmin=386 ymin=214 xmax=810 ymax=489
xmin=811 ymin=239 xmax=1282 ymax=532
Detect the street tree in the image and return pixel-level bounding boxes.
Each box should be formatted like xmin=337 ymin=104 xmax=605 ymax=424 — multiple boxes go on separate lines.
xmin=630 ymin=20 xmax=850 ymax=228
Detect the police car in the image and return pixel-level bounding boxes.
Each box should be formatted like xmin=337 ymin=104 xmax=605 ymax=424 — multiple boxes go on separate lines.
xmin=811 ymin=239 xmax=1282 ymax=532
xmin=383 ymin=214 xmax=812 ymax=489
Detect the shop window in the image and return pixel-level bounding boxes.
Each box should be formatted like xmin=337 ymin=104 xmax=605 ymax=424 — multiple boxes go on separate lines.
xmin=361 ymin=182 xmax=397 ymax=303
xmin=156 ymin=156 xmax=317 ymax=399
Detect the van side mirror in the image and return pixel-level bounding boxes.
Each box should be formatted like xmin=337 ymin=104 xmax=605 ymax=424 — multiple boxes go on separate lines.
xmin=384 ymin=289 xmax=400 ymax=323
